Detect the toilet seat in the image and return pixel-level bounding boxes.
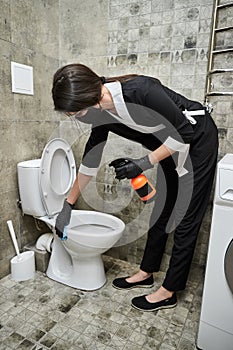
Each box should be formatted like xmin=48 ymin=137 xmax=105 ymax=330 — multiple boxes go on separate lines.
xmin=39 ymin=138 xmax=76 ymax=217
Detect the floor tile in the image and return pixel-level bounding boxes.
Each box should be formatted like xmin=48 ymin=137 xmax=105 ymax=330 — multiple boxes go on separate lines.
xmin=0 ymin=256 xmax=203 ymax=349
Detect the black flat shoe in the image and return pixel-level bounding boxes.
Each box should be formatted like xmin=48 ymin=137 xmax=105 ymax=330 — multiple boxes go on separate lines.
xmin=131 ymin=293 xmax=177 ymax=312
xmin=112 ymin=275 xmax=154 ymax=290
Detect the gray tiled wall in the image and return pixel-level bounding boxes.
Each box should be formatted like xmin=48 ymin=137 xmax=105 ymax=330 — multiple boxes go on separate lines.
xmin=69 ymin=0 xmax=232 ymax=269
xmin=0 ymin=0 xmax=232 ymax=279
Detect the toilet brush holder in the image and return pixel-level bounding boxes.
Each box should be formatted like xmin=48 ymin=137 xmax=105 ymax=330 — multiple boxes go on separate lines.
xmin=11 ymin=251 xmax=35 ymax=281
xmin=7 ymin=220 xmax=35 ymax=281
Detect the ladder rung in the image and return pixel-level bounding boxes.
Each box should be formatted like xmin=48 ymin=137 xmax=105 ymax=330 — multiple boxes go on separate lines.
xmin=206 ymin=91 xmax=233 ymax=96
xmin=212 ymin=48 xmax=233 ymax=54
xmin=205 ymin=2 xmax=233 ymax=99
xmin=215 ymin=26 xmax=233 ymax=32
xmin=217 ymin=2 xmax=233 ymax=9
xmin=208 ymin=69 xmax=233 ymax=74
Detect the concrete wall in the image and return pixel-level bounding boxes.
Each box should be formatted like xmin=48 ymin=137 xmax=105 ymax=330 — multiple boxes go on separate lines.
xmin=0 ymin=0 xmax=60 ymax=277
xmin=0 ymin=0 xmax=232 ymax=278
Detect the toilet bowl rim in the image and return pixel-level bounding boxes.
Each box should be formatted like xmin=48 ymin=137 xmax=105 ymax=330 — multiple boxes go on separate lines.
xmin=38 ymin=209 xmax=125 ymax=237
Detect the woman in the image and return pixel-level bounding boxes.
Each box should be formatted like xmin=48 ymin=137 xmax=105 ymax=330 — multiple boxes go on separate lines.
xmin=52 ymin=63 xmax=218 ymax=312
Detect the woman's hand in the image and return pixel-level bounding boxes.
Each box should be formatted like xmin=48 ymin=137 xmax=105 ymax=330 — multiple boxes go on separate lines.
xmin=55 ymin=200 xmax=74 ymax=240
xmin=109 ymin=155 xmax=153 ymax=180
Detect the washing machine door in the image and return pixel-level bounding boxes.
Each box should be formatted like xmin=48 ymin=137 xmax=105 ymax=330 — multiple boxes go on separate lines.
xmin=224 ymin=238 xmax=233 ymax=294
xmin=39 ymin=138 xmax=76 ymax=217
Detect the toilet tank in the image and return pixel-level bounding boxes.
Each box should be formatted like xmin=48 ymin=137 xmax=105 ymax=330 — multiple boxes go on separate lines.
xmin=17 ymin=159 xmax=46 ymax=217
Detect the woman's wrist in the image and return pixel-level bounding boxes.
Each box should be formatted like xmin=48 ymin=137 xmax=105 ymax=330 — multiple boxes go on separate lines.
xmin=66 ymin=199 xmax=75 ymax=208
xmin=148 ymin=153 xmax=159 ymax=165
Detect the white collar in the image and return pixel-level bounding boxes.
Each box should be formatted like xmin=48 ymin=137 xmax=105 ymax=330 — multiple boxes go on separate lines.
xmin=105 ymin=81 xmax=134 ymax=123
xmin=105 ymin=81 xmax=165 ymax=134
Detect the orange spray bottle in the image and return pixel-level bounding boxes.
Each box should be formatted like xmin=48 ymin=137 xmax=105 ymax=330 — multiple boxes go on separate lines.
xmin=131 ymin=174 xmax=156 ymax=203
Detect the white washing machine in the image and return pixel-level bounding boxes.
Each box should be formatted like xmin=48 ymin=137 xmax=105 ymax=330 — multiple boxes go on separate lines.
xmin=197 ymin=154 xmax=233 ymax=350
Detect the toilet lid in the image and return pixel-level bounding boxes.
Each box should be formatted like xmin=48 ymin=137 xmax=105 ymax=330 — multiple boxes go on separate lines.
xmin=39 ymin=138 xmax=76 ymax=217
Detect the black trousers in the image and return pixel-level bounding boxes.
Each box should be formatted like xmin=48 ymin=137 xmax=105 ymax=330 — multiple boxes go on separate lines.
xmin=140 ymin=112 xmax=219 ymax=291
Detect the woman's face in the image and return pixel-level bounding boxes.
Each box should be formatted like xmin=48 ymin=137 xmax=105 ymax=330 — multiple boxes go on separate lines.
xmin=66 ymin=109 xmax=89 ymax=119
xmin=65 ymin=103 xmax=101 ymax=120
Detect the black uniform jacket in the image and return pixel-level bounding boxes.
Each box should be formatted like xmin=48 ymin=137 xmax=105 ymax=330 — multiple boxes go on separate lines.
xmin=77 ymin=76 xmax=213 ymax=177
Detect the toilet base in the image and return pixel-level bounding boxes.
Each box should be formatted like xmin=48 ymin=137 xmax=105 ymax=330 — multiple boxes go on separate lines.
xmin=46 ymin=249 xmax=107 ymax=291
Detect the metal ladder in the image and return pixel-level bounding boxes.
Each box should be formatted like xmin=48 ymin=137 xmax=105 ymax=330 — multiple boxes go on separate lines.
xmin=205 ymin=0 xmax=233 ymax=103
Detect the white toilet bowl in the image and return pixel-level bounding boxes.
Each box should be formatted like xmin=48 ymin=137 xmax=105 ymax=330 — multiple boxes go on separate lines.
xmin=43 ymin=210 xmax=125 ymax=290
xmin=17 ymin=138 xmax=125 ymax=290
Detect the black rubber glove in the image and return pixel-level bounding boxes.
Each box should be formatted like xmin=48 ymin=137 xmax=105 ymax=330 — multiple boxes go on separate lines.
xmin=55 ymin=200 xmax=74 ymax=240
xmin=109 ymin=155 xmax=153 ymax=180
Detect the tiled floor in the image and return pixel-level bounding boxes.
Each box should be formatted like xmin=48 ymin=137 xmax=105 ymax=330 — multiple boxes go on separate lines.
xmin=0 ymin=256 xmax=204 ymax=350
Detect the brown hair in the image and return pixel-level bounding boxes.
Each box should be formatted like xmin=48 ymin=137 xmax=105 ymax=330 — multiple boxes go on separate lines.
xmin=52 ymin=63 xmax=138 ymax=112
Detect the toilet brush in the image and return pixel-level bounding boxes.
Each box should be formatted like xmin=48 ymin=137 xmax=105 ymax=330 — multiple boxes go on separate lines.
xmin=7 ymin=220 xmax=22 ymax=261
